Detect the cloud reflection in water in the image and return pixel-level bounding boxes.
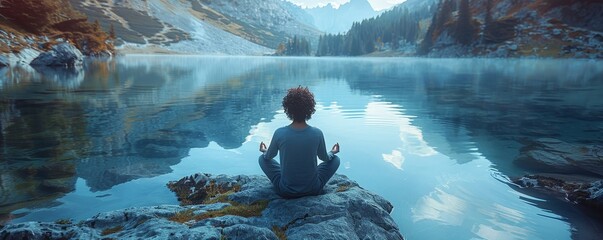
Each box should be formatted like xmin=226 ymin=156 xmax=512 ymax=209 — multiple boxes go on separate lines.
xmin=382 ymin=150 xmax=405 ymax=170
xmin=411 ymin=187 xmax=467 ymax=226
xmin=364 ymin=100 xmax=436 ymax=170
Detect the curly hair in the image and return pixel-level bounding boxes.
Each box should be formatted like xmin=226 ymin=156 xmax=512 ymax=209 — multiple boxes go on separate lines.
xmin=282 ymin=86 xmax=316 ymax=122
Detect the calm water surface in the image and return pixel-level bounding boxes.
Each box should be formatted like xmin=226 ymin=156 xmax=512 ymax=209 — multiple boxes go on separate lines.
xmin=1 ymin=56 xmax=602 ymax=239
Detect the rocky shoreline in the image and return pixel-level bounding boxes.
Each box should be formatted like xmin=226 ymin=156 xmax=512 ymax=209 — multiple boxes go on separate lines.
xmin=0 ymin=174 xmax=404 ymax=240
xmin=512 ymin=138 xmax=603 ymax=215
xmin=1 ymin=42 xmax=91 ymax=68
xmin=514 ymin=174 xmax=602 ymax=212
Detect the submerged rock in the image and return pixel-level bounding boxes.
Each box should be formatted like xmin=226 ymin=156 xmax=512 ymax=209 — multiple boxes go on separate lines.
xmin=514 ymin=174 xmax=603 ymax=214
xmin=514 ymin=138 xmax=603 ymax=176
xmin=513 ymin=138 xmax=603 ymax=214
xmin=30 ymin=43 xmax=84 ymax=67
xmin=0 ymin=174 xmax=404 ymax=240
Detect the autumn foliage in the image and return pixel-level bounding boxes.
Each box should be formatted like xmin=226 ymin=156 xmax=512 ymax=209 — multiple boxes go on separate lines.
xmin=0 ymin=0 xmax=68 ymax=33
xmin=0 ymin=0 xmax=114 ymax=55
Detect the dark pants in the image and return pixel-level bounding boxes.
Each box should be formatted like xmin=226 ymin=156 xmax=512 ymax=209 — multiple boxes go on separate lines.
xmin=259 ymin=155 xmax=340 ymax=198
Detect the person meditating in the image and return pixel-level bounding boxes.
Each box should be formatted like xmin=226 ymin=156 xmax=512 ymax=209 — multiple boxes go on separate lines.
xmin=259 ymin=86 xmax=340 ymax=198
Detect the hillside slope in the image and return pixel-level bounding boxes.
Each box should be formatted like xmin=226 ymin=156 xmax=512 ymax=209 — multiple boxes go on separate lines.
xmin=0 ymin=0 xmax=114 ymax=57
xmin=421 ymin=0 xmax=603 ymax=58
xmin=68 ymin=0 xmax=321 ymax=55
xmin=315 ymin=0 xmax=602 ymax=58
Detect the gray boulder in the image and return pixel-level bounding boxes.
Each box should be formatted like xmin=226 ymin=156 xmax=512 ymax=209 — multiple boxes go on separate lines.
xmin=0 ymin=174 xmax=404 ymax=240
xmin=30 ymin=43 xmax=83 ymax=67
xmin=0 ymin=55 xmax=8 ymax=67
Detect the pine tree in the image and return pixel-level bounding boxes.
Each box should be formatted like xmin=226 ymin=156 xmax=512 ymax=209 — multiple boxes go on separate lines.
xmin=93 ymin=19 xmax=101 ymax=32
xmin=277 ymin=35 xmax=310 ymax=56
xmin=300 ymin=38 xmax=309 ymax=56
xmin=483 ymin=0 xmax=494 ymax=44
xmin=109 ymin=23 xmax=116 ymax=40
xmin=455 ymin=0 xmax=475 ymax=45
xmin=317 ymin=35 xmax=325 ymax=56
xmin=419 ymin=0 xmax=442 ymax=55
xmin=485 ymin=0 xmax=493 ymax=29
xmin=391 ymin=31 xmax=400 ymax=50
xmin=436 ymin=0 xmax=453 ymax=30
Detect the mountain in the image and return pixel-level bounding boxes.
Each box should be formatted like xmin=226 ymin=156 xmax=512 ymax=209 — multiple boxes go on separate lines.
xmin=316 ymin=0 xmax=437 ymax=56
xmin=399 ymin=0 xmax=439 ymax=12
xmin=306 ymin=0 xmax=379 ymax=34
xmin=3 ymin=0 xmax=600 ymax=57
xmin=68 ymin=0 xmax=321 ymax=55
xmin=0 ymin=0 xmax=321 ymax=56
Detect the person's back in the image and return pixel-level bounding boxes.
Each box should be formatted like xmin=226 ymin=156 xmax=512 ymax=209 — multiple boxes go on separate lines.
xmin=259 ymin=86 xmax=340 ymax=198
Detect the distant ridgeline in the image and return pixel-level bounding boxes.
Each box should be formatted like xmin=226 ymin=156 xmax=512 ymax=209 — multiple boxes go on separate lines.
xmin=0 ymin=0 xmax=114 ymax=56
xmin=317 ymin=0 xmax=603 ymax=58
xmin=306 ymin=0 xmax=380 ymax=34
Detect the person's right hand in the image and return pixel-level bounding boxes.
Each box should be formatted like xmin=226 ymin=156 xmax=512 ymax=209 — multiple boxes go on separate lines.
xmin=331 ymin=143 xmax=340 ymax=154
xmin=259 ymin=142 xmax=267 ymax=153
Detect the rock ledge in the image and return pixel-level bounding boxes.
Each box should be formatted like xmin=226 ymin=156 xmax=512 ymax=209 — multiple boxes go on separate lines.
xmin=0 ymin=174 xmax=403 ymax=240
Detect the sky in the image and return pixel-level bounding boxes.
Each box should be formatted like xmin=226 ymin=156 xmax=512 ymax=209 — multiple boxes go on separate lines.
xmin=286 ymin=0 xmax=407 ymax=11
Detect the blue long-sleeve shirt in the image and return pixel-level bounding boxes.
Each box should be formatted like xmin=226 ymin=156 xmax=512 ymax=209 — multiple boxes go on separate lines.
xmin=263 ymin=125 xmax=334 ymax=195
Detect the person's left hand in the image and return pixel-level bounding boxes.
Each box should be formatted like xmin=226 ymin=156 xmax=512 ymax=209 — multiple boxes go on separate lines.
xmin=259 ymin=142 xmax=267 ymax=153
xmin=331 ymin=143 xmax=340 ymax=154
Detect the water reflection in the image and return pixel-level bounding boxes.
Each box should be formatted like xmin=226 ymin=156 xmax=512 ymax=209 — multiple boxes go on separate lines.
xmin=474 ymin=202 xmax=534 ymax=240
xmin=1 ymin=56 xmax=293 ymax=217
xmin=0 ymin=97 xmax=86 ymax=221
xmin=336 ymin=58 xmax=602 ymax=239
xmin=382 ymin=150 xmax=404 ymax=170
xmin=32 ymin=66 xmax=85 ymax=89
xmin=1 ymin=56 xmax=602 ymax=239
xmin=412 ymin=187 xmax=467 ymax=226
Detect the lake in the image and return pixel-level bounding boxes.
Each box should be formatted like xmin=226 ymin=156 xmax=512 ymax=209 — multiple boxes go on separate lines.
xmin=1 ymin=56 xmax=602 ymax=239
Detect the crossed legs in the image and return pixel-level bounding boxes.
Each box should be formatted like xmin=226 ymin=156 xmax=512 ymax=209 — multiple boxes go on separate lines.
xmin=258 ymin=155 xmax=341 ymax=196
